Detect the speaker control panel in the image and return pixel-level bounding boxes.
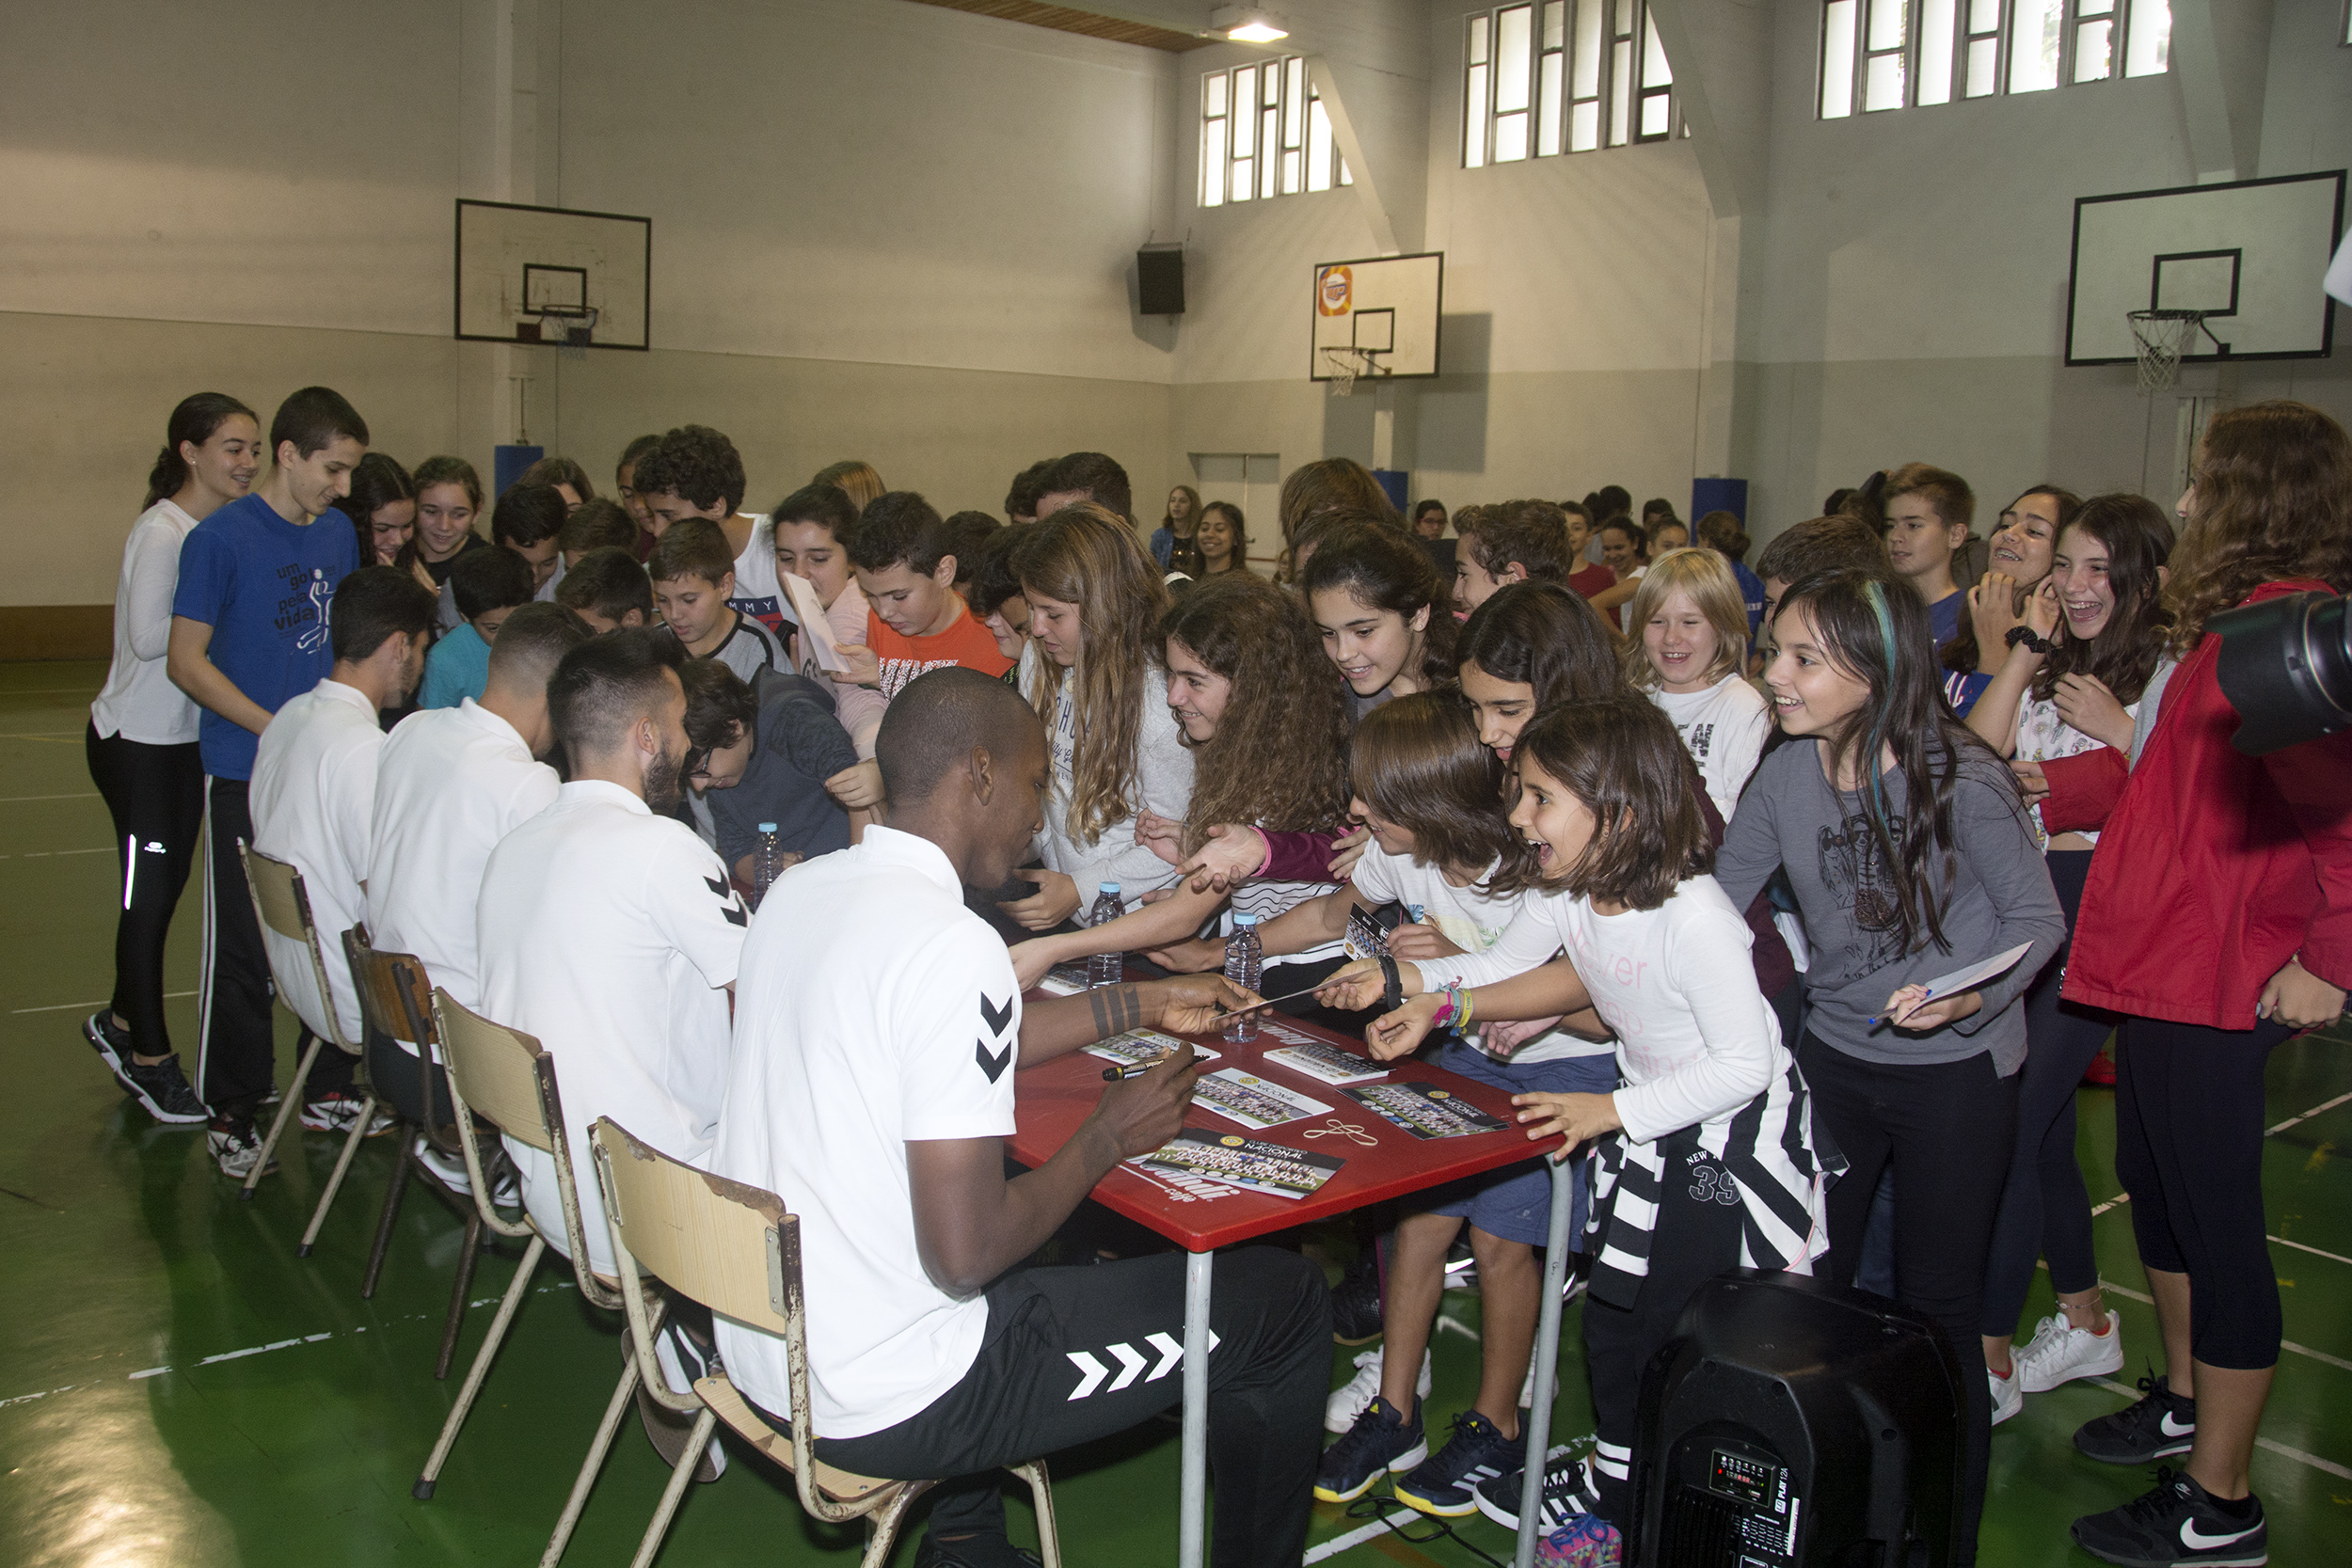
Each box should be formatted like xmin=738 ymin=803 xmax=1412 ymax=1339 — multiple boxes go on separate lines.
xmin=1706 ymin=1443 xmax=1798 ymax=1565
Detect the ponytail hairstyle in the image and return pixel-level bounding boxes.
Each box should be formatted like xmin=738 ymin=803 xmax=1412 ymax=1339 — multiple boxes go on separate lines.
xmin=2167 ymin=400 xmax=2352 ymax=654
xmin=1298 ymin=521 xmax=1459 ymax=692
xmin=342 ymin=452 xmax=418 ymax=563
xmin=2034 ymin=494 xmax=2172 ymax=705
xmin=146 ymin=392 xmax=258 ymax=509
xmin=1347 ymin=692 xmax=1518 ymax=881
xmin=1160 ymin=575 xmax=1351 ymax=853
xmin=1941 ymin=483 xmax=2082 ymax=676
xmin=1455 ymin=580 xmax=1620 ymax=707
xmin=1503 ymin=697 xmax=1712 ymax=909
xmin=1012 ymin=503 xmax=1171 ymax=844
xmin=1774 ymin=566 xmax=2012 ymax=956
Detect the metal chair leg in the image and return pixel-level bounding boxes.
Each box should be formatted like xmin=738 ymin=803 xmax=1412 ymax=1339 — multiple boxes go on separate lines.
xmin=360 ymin=1124 xmax=417 ymax=1296
xmin=627 ymin=1408 xmax=718 ymax=1568
xmin=856 ymin=1483 xmax=930 ymax=1568
xmin=539 ymin=1346 xmax=646 ymax=1566
xmin=244 ymin=1036 xmax=326 ymax=1198
xmin=415 ymin=1232 xmax=544 ymax=1499
xmin=1012 ymin=1460 xmax=1062 ymax=1568
xmin=434 ymin=1208 xmax=485 ymax=1380
xmin=299 ymin=1091 xmax=376 ymax=1254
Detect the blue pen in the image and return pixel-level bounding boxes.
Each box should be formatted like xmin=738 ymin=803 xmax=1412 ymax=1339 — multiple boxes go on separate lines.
xmin=1867 ymin=988 xmax=1936 ymax=1027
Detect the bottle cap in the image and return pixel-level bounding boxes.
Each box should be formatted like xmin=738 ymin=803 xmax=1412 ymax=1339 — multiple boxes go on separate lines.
xmin=1099 ymin=882 xmax=1121 ymax=895
xmin=758 ymin=822 xmax=778 ymax=833
xmin=1233 ymin=912 xmax=1259 ymax=927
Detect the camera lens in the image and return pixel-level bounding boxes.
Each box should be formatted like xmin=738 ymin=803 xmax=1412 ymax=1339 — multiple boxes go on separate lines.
xmin=2212 ymin=590 xmax=2351 ymax=755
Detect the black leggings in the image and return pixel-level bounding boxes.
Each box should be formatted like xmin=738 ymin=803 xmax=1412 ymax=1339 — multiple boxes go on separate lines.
xmin=1800 ymin=1036 xmax=2017 ymax=1566
xmin=86 ymin=724 xmax=203 ymax=1059
xmin=2114 ymin=1014 xmax=2292 ymax=1370
xmin=818 ymin=1248 xmax=1329 ymax=1568
xmin=1981 ymin=849 xmax=2119 ymax=1335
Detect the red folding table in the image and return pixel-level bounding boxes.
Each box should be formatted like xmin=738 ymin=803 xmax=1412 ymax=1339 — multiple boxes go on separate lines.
xmin=1009 ymin=1003 xmax=1579 ymax=1568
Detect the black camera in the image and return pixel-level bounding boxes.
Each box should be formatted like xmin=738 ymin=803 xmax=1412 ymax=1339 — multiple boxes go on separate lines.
xmin=2211 ymin=590 xmax=2351 ymax=755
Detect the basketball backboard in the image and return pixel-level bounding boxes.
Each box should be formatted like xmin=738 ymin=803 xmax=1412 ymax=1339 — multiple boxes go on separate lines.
xmin=1311 ymin=252 xmax=1443 ymax=381
xmin=2065 ymin=172 xmax=2344 ymax=364
xmin=454 ymin=199 xmax=651 ymax=351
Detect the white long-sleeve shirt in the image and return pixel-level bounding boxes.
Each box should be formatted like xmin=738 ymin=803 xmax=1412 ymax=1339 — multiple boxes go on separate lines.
xmin=1411 ymin=874 xmax=1785 ymax=1145
xmin=1036 ymin=669 xmax=1196 ymax=910
xmin=91 ymin=499 xmax=201 ymax=745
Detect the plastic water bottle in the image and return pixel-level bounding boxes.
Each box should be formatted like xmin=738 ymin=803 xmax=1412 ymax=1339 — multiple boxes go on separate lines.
xmin=1222 ymin=913 xmax=1263 ymax=1043
xmin=1087 ymin=883 xmax=1125 ymax=989
xmin=751 ymin=824 xmax=783 ymax=910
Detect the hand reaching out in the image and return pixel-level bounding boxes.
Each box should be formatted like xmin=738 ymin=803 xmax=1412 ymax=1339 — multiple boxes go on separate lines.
xmin=828 ymin=642 xmax=882 ymax=689
xmin=997 ymin=869 xmax=1081 ymax=931
xmin=1363 ymin=995 xmax=1441 ymax=1060
xmin=1383 ymin=921 xmax=1463 ymax=962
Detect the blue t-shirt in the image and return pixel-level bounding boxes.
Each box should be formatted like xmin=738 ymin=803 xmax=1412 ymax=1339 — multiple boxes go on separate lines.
xmin=1943 ymin=669 xmax=1993 ymax=718
xmin=1927 ymin=589 xmax=1963 ymax=650
xmin=1731 ymin=559 xmax=1768 ymax=636
xmin=171 ymin=493 xmax=360 ymax=780
xmin=421 ymin=621 xmax=492 ymax=710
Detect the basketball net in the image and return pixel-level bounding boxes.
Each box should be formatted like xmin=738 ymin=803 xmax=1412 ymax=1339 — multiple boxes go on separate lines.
xmin=1322 ymin=346 xmax=1375 ymax=397
xmin=2127 ymin=309 xmax=2207 ymax=396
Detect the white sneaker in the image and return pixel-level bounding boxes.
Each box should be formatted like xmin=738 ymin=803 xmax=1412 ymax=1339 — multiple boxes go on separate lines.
xmin=2014 ymin=1309 xmax=2124 ymax=1394
xmin=1989 ymin=1360 xmax=2023 ymax=1426
xmin=415 ymin=1137 xmax=472 ymax=1196
xmin=1325 ymin=1346 xmax=1432 ymax=1434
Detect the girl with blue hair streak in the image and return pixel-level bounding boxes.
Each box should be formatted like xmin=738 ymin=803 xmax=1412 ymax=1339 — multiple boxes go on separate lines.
xmin=1710 ymin=566 xmax=2066 ymax=1566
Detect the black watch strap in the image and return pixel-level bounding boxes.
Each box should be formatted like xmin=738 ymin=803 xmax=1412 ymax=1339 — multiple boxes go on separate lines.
xmin=1377 ymin=952 xmax=1403 ymax=1013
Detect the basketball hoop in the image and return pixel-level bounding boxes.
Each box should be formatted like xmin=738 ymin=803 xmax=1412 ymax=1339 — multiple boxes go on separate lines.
xmin=2127 ymin=309 xmax=2216 ymax=395
xmin=524 ymin=303 xmax=600 ymax=356
xmin=1321 ymin=345 xmax=1378 ymax=397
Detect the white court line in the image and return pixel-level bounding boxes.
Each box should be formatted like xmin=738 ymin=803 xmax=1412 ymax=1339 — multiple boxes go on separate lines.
xmin=2268 ymin=1090 xmax=2352 ymax=1135
xmin=13 ymin=990 xmax=192 ymax=1015
xmin=2090 ymin=1378 xmax=2352 ymax=1481
xmin=2091 ymin=1276 xmax=2352 ymax=1373
xmin=1303 ymin=1510 xmax=1423 ymax=1564
xmin=18 ymin=847 xmax=114 ymax=859
xmin=0 ymin=792 xmax=99 ymax=803
xmin=2268 ymin=1234 xmax=2352 ymax=1268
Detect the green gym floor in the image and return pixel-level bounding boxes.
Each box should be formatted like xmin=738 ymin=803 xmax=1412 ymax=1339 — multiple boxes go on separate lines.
xmin=3 ymin=658 xmax=2348 ymax=1567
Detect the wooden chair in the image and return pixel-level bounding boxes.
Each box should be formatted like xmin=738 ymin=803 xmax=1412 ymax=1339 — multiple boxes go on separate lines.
xmin=588 ymin=1116 xmax=1063 ymax=1568
xmin=237 ymin=845 xmax=374 ymax=1239
xmin=418 ymin=990 xmax=645 ymax=1568
xmin=342 ymin=927 xmax=493 ymax=1379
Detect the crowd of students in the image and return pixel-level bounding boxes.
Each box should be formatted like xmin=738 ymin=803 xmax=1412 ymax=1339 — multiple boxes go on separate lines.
xmin=79 ymin=385 xmax=2349 ymax=1568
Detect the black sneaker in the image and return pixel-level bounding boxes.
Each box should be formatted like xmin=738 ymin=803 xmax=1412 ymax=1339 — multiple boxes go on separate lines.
xmin=207 ymin=1115 xmax=278 ymax=1180
xmin=910 ymin=1535 xmax=1042 ymax=1568
xmin=84 ymin=1011 xmax=134 ymax=1088
xmin=1314 ymin=1395 xmax=1427 ymax=1503
xmin=1395 ymin=1408 xmax=1518 ymax=1517
xmin=2071 ymin=1468 xmax=2265 ymax=1566
xmin=121 ymin=1054 xmax=209 ymax=1125
xmin=1331 ymin=1266 xmax=1384 ymax=1345
xmin=1475 ymin=1446 xmax=1598 ymax=1531
xmin=2076 ymin=1372 xmax=2196 ymax=1465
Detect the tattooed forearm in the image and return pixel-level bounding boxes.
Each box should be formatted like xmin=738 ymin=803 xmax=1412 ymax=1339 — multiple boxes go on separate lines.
xmin=1087 ymin=984 xmax=1142 ymax=1039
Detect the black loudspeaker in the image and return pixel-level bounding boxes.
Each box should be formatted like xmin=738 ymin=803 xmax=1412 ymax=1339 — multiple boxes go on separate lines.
xmin=1137 ymin=246 xmax=1186 ymax=315
xmin=1631 ymin=1271 xmax=1963 ymax=1568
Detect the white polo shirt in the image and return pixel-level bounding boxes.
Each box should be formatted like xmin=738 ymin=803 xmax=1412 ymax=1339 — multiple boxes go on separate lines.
xmin=477 ymin=779 xmax=747 ymax=1276
xmin=250 ymin=679 xmax=382 ymax=1043
xmin=366 ymin=698 xmax=561 ymax=1054
xmin=710 ymin=826 xmax=1020 ymax=1438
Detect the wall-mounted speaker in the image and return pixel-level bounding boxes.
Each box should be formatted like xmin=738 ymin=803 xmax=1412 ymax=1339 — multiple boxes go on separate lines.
xmin=1138 ymin=246 xmax=1186 ymax=316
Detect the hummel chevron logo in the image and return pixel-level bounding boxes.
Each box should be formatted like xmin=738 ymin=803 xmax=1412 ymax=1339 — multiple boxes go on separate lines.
xmin=706 ymin=875 xmax=748 ymax=926
xmin=705 ymin=875 xmax=728 ymax=897
xmin=976 ymin=1038 xmax=1012 ymax=1083
xmin=979 ymin=991 xmax=1014 ymax=1037
xmin=1066 ymin=1331 xmax=1216 ymax=1399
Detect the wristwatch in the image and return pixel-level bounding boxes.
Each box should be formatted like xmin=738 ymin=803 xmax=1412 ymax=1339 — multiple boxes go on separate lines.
xmin=2005 ymin=625 xmax=2054 ymax=655
xmin=1377 ymin=952 xmax=1403 ymax=1013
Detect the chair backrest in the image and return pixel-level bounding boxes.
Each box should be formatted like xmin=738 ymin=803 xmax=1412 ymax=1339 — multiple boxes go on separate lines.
xmin=432 ymin=990 xmax=557 ymax=1154
xmin=343 ymin=927 xmax=437 ymax=1051
xmin=591 ymin=1117 xmax=795 ymax=1338
xmin=239 ymin=842 xmax=353 ymax=1052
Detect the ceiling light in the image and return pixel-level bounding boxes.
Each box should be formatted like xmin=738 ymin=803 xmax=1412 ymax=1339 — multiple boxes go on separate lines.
xmin=1210 ymin=7 xmax=1289 ymax=42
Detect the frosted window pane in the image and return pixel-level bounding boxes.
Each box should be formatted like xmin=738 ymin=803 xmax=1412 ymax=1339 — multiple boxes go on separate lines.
xmin=1867 ymin=0 xmax=1906 ymax=53
xmin=1610 ymin=40 xmax=1632 ymax=142
xmin=1496 ymin=109 xmax=1530 ymax=160
xmin=1466 ymin=63 xmax=1489 ymax=166
xmin=1969 ymin=0 xmax=2001 ymax=30
xmin=1232 ymin=68 xmax=1256 ymax=148
xmin=1575 ymin=0 xmax=1605 ymax=93
xmin=1282 ymin=149 xmax=1301 ymax=193
xmin=1264 ymin=65 xmax=1281 ymax=105
xmin=1570 ymin=98 xmax=1600 ymax=149
xmin=1918 ymin=0 xmax=1955 ymax=102
xmin=2123 ymin=0 xmax=2169 ymax=73
xmin=1615 ymin=0 xmax=1633 ymax=37
xmin=1308 ymin=98 xmax=1334 ymax=190
xmin=1545 ymin=1 xmax=1566 ymax=48
xmin=1965 ymin=34 xmax=1999 ymax=92
xmin=2074 ymin=18 xmax=2112 ymax=78
xmin=1201 ymin=119 xmax=1225 ymax=206
xmin=2010 ymin=0 xmax=2060 ymax=90
xmin=2079 ymin=0 xmax=2111 ymax=15
xmin=1232 ymin=158 xmax=1252 ymax=200
xmin=1261 ymin=109 xmax=1279 ymax=194
xmin=1539 ymin=51 xmax=1565 ymax=153
xmin=1205 ymin=72 xmax=1227 ymax=117
xmin=1499 ymin=8 xmax=1534 ymax=110
xmin=1821 ymin=0 xmax=1858 ymax=118
xmin=1470 ymin=14 xmax=1489 ymax=65
xmin=1864 ymin=50 xmax=1906 ymax=108
xmin=1640 ymin=92 xmax=1671 ymax=136
xmin=1285 ymin=57 xmax=1305 ymax=144
xmin=1644 ymin=12 xmax=1672 ymax=84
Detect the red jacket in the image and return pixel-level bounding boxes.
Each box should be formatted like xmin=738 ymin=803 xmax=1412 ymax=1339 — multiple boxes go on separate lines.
xmin=2064 ymin=580 xmax=2352 ymax=1029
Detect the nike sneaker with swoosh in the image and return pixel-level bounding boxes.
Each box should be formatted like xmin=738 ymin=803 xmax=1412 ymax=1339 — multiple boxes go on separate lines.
xmin=2075 ymin=1371 xmax=2195 ymax=1465
xmin=2070 ymin=1467 xmax=2265 ymax=1566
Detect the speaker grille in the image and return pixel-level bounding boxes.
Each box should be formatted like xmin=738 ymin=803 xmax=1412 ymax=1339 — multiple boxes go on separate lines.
xmin=1659 ymin=1483 xmax=1744 ymax=1567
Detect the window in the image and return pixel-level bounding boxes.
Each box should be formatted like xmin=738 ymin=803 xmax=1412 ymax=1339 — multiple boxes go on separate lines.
xmin=1820 ymin=0 xmax=2165 ymax=115
xmin=1200 ymin=55 xmax=1349 ymax=208
xmin=1465 ymin=1 xmax=1671 ymax=165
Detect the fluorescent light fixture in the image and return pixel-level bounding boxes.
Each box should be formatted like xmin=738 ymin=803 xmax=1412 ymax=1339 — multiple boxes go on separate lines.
xmin=1209 ymin=7 xmax=1289 ymax=41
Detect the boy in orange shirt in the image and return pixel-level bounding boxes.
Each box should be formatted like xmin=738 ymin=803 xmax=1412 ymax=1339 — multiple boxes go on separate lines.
xmin=834 ymin=491 xmax=1013 ymax=699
